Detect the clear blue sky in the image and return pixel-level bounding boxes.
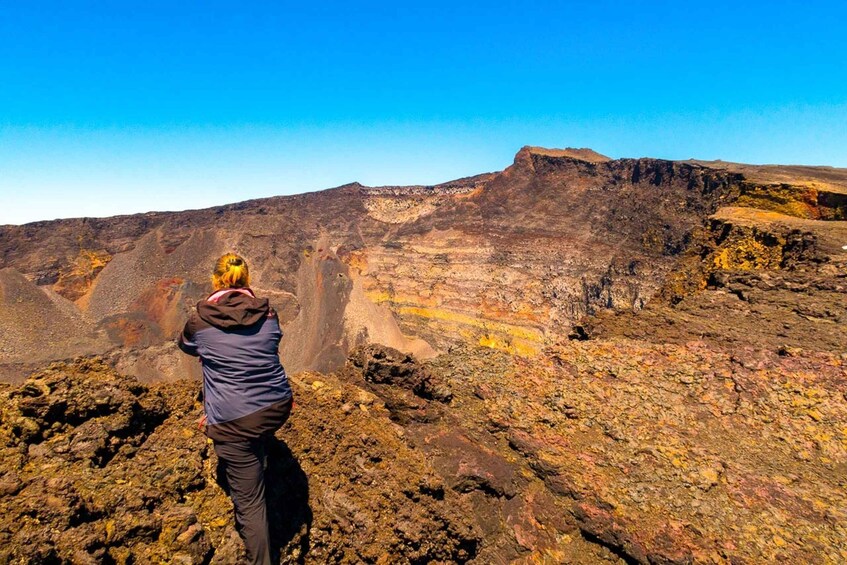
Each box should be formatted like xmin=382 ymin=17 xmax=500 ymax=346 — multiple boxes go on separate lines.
xmin=1 ymin=1 xmax=846 ymax=225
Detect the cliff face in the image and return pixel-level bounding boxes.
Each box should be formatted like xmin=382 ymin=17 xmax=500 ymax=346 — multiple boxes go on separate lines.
xmin=0 ymin=146 xmax=801 ymax=379
xmin=354 ymin=150 xmax=738 ymax=356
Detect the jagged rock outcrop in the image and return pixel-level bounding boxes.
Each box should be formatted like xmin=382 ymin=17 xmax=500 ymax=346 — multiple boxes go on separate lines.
xmin=587 ymin=206 xmax=847 ymax=352
xmin=0 ymin=359 xmax=481 ymax=564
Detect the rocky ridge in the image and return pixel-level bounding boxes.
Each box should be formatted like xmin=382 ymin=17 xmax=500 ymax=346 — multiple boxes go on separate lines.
xmin=6 ymin=145 xmax=836 ymax=377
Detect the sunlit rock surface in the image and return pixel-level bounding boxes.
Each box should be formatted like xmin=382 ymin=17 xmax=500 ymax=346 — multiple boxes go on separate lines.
xmin=1 ymin=147 xmax=846 ymax=562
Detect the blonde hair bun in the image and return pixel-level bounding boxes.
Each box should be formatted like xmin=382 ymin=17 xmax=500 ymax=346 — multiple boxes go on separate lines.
xmin=213 ymin=253 xmax=250 ymax=290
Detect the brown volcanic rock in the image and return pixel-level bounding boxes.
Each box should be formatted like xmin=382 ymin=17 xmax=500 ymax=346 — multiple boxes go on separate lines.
xmin=0 ymin=353 xmax=628 ymax=564
xmin=4 ymin=146 xmax=845 ymax=380
xmin=0 ymin=268 xmax=109 ymax=376
xmin=348 ymin=343 xmax=453 ymax=403
xmin=341 ymin=346 xmax=626 ymax=564
xmin=523 ymin=145 xmax=612 ymax=163
xmin=353 ymin=151 xmax=741 ymax=358
xmin=2 ymin=335 xmax=846 ymax=562
xmin=0 ymin=359 xmax=481 ymax=564
xmin=52 ymin=248 xmax=112 ymax=301
xmin=0 ymin=344 xmax=842 ymax=564
xmin=0 ymin=147 xmax=751 ymax=378
xmin=424 ymin=342 xmax=847 ymax=563
xmin=587 ymin=206 xmax=847 ymax=352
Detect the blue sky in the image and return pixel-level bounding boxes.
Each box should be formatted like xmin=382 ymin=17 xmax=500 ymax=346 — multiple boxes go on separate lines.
xmin=1 ymin=1 xmax=846 ymax=224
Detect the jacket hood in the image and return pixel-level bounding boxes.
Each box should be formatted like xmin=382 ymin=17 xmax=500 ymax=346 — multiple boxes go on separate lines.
xmin=197 ymin=289 xmax=269 ymax=329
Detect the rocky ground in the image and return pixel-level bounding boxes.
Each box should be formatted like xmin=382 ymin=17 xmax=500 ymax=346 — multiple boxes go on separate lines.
xmin=0 ymin=357 xmax=480 ymax=564
xmin=2 ymin=338 xmax=845 ymax=564
xmin=434 ymin=343 xmax=847 ymax=563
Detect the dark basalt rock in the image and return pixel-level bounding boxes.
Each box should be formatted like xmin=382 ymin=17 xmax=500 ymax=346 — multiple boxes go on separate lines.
xmin=349 ymin=344 xmax=453 ymax=403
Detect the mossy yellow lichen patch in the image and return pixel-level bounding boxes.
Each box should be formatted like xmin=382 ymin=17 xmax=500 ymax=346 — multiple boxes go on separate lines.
xmin=478 ymin=333 xmax=542 ymax=357
xmin=398 ymin=306 xmax=545 ymax=343
xmin=365 ymin=290 xmax=440 ymax=309
xmin=345 ymin=250 xmax=369 ymax=274
xmin=735 ymin=182 xmax=820 ymax=219
xmin=81 ymin=250 xmax=111 ymax=271
xmin=53 ymin=249 xmax=112 ymax=301
xmin=711 ymin=236 xmax=783 ymax=270
xmin=364 ymin=289 xmax=392 ymax=303
xmin=657 ymin=444 xmax=689 ymax=469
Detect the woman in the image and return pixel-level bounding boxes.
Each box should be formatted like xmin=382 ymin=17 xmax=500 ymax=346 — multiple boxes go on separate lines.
xmin=178 ymin=253 xmax=293 ymax=565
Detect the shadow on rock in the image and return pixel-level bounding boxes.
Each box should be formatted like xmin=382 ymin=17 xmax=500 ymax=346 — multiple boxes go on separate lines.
xmin=267 ymin=437 xmax=312 ymax=563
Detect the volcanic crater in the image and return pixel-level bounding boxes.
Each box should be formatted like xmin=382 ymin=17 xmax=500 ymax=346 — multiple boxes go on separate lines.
xmin=1 ymin=146 xmax=845 ymax=563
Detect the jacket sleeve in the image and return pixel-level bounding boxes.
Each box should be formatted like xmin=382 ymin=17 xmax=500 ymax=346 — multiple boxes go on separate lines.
xmin=178 ymin=314 xmax=200 ymax=357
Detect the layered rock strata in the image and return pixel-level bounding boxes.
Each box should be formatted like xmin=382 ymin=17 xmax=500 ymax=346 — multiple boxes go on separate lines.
xmin=3 ymin=146 xmax=813 ymax=379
